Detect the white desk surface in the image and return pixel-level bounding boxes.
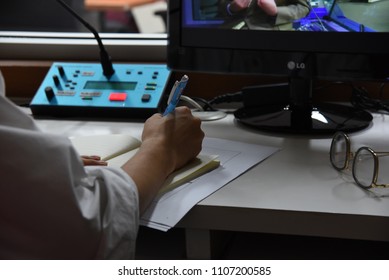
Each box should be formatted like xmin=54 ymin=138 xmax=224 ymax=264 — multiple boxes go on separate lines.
xmin=32 ymin=110 xmax=389 ymax=243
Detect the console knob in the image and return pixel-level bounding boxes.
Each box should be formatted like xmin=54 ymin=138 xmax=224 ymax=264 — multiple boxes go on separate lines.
xmin=53 ymin=75 xmax=60 ymax=87
xmin=45 ymin=86 xmax=55 ymax=101
xmin=57 ymin=65 xmax=66 ymax=77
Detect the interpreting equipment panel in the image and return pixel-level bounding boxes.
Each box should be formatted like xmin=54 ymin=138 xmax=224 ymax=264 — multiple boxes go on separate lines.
xmin=30 ymin=62 xmax=171 ymax=119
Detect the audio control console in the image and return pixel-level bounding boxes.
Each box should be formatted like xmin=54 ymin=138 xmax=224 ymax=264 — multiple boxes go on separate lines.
xmin=30 ymin=62 xmax=171 ymax=119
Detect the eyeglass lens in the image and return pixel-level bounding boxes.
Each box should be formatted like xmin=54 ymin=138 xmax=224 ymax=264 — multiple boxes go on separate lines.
xmin=353 ymin=148 xmax=375 ymax=189
xmin=330 ymin=133 xmax=348 ymax=170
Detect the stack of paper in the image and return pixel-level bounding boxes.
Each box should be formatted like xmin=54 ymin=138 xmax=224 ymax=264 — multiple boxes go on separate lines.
xmin=141 ymin=138 xmax=279 ymax=231
xmin=70 ymin=134 xmax=279 ymax=231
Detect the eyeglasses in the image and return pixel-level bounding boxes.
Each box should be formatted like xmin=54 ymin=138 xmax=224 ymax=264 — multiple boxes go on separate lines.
xmin=330 ymin=131 xmax=389 ymax=189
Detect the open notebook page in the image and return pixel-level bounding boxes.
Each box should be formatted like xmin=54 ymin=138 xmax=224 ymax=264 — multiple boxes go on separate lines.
xmin=69 ymin=134 xmax=220 ymax=194
xmin=69 ymin=134 xmax=141 ymax=161
xmin=105 ymin=150 xmax=220 ymax=195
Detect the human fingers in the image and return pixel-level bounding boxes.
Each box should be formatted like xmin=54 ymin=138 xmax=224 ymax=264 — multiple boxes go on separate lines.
xmin=81 ymin=155 xmax=108 ymax=166
xmin=168 ymin=107 xmax=205 ymax=170
xmin=231 ymin=0 xmax=251 ymax=11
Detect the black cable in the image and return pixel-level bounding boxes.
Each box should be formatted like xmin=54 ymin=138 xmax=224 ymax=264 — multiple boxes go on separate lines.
xmin=191 ymin=97 xmax=217 ymax=111
xmin=378 ymin=82 xmax=388 ymax=100
xmin=208 ymin=91 xmax=243 ymax=105
xmin=351 ymin=85 xmax=389 ymax=113
xmin=312 ymin=80 xmax=389 ymax=113
xmin=180 ymin=91 xmax=243 ymax=113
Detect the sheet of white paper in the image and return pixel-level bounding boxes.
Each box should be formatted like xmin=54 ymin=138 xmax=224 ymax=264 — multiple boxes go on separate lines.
xmin=140 ymin=137 xmax=280 ymax=231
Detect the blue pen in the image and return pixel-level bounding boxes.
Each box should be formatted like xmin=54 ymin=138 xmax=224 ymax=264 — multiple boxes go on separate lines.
xmin=163 ymin=75 xmax=189 ymax=116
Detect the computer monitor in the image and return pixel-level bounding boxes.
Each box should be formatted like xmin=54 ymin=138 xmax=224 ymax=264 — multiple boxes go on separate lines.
xmin=167 ymin=0 xmax=389 ymax=133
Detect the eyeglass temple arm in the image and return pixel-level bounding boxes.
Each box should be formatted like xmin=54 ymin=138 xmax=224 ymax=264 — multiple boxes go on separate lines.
xmin=375 ymin=152 xmax=389 ymax=157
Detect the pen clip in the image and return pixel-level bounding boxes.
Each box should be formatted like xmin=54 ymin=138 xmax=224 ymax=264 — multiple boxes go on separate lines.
xmin=167 ymin=81 xmax=179 ymax=105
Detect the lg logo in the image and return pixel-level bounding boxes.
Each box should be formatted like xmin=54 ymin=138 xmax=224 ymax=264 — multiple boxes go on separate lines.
xmin=287 ymin=61 xmax=305 ymax=70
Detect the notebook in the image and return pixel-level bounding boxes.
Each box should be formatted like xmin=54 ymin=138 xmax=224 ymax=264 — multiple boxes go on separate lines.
xmin=69 ymin=134 xmax=220 ymax=195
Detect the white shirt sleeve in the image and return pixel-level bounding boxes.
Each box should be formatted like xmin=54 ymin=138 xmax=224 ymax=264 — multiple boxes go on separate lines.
xmin=0 ymin=78 xmax=140 ymax=259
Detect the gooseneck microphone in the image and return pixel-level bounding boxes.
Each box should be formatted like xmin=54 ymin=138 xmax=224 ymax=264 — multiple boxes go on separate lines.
xmin=56 ymin=0 xmax=115 ymax=79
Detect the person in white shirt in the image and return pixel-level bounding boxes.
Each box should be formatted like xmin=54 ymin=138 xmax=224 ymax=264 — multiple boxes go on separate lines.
xmin=0 ymin=70 xmax=204 ymax=259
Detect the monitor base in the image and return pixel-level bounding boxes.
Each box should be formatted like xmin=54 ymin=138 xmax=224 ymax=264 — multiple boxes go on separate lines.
xmin=234 ymin=103 xmax=373 ymax=134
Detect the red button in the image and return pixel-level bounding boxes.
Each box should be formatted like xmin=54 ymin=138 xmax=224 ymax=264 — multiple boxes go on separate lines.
xmin=109 ymin=93 xmax=127 ymax=101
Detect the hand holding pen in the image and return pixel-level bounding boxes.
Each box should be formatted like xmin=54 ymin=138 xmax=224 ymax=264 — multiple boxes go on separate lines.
xmin=163 ymin=75 xmax=189 ymax=116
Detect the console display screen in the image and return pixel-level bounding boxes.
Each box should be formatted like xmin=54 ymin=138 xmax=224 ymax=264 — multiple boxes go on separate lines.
xmin=84 ymin=81 xmax=137 ymax=91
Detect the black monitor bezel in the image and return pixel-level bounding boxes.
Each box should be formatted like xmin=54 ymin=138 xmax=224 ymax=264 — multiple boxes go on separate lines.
xmin=168 ymin=0 xmax=389 ymax=80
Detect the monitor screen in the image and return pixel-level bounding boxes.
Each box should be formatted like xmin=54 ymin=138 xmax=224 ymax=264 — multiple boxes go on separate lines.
xmin=168 ymin=0 xmax=389 ymax=133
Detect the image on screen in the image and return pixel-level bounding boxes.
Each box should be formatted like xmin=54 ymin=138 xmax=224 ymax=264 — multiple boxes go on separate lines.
xmin=182 ymin=0 xmax=389 ymax=32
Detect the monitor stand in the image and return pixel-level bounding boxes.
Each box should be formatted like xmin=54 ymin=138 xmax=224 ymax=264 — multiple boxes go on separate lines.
xmin=234 ymin=78 xmax=373 ymax=134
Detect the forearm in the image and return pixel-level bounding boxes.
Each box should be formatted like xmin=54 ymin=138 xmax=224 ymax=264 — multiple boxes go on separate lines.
xmin=121 ymin=139 xmax=174 ymax=214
